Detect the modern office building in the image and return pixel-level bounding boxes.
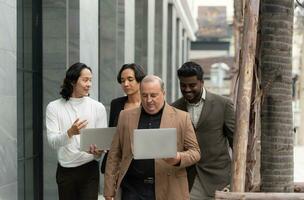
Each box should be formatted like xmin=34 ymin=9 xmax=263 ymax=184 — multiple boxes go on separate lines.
xmin=0 ymin=0 xmax=198 ymax=199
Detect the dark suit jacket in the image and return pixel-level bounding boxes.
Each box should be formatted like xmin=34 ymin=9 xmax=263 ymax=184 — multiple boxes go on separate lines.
xmin=108 ymin=96 xmax=128 ymax=127
xmin=101 ymin=96 xmax=128 ymax=173
xmin=172 ymin=90 xmax=235 ymax=197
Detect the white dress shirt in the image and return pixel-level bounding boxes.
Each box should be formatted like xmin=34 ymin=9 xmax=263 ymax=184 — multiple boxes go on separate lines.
xmin=46 ymin=96 xmax=107 ymax=167
xmin=186 ymin=87 xmax=206 ymax=128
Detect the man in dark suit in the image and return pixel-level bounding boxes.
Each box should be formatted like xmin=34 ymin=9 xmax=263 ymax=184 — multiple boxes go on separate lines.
xmin=172 ymin=61 xmax=235 ymax=200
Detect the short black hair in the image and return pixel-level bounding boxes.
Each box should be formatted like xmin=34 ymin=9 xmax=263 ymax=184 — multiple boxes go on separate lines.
xmin=60 ymin=62 xmax=92 ymax=101
xmin=117 ymin=63 xmax=146 ymax=84
xmin=177 ymin=61 xmax=204 ymax=80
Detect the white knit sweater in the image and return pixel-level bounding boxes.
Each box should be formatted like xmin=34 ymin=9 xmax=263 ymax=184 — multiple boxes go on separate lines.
xmin=46 ymin=96 xmax=107 ymax=167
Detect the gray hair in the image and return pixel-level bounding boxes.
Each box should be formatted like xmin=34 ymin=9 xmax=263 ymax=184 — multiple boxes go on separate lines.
xmin=141 ymin=75 xmax=165 ymax=92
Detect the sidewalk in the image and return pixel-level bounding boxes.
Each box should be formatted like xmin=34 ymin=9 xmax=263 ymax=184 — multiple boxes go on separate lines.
xmin=294 ymin=145 xmax=304 ymax=182
xmin=97 ymin=145 xmax=304 ymax=199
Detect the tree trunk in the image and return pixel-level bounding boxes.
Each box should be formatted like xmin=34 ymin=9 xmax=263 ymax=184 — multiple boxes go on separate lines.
xmin=259 ymin=0 xmax=294 ymax=192
xmin=230 ymin=0 xmax=244 ymax=101
xmin=245 ymin=66 xmax=262 ymax=192
xmin=231 ymin=0 xmax=260 ymax=192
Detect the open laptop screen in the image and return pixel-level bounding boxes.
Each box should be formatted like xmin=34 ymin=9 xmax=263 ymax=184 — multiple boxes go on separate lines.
xmin=133 ymin=128 xmax=177 ymax=159
xmin=80 ymin=127 xmax=116 ymax=151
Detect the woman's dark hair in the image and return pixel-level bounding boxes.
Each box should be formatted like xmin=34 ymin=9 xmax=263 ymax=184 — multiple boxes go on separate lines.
xmin=177 ymin=61 xmax=204 ymax=80
xmin=116 ymin=63 xmax=146 ymax=84
xmin=60 ymin=62 xmax=92 ymax=101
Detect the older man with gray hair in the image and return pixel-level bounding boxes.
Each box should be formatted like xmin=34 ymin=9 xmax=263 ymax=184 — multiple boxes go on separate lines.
xmin=104 ymin=75 xmax=200 ymax=200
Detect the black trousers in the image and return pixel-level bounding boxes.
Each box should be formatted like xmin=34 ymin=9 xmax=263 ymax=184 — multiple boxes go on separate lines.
xmin=56 ymin=160 xmax=99 ymax=200
xmin=121 ymin=177 xmax=155 ymax=200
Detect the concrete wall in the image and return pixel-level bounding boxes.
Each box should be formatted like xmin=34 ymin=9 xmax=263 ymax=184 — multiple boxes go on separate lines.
xmin=0 ymin=1 xmax=17 ymax=200
xmin=43 ymin=0 xmax=80 ymax=199
xmin=80 ymin=0 xmax=99 ymax=99
xmin=99 ymin=0 xmax=125 ymax=110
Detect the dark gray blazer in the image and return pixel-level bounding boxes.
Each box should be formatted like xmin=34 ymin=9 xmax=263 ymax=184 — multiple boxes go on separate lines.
xmin=172 ymin=90 xmax=235 ymax=197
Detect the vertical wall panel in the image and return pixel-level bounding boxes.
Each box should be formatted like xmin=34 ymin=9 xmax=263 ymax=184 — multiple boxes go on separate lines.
xmin=99 ymin=0 xmax=125 ymax=112
xmin=134 ymin=0 xmax=148 ymax=71
xmin=80 ymin=0 xmax=99 ymax=99
xmin=166 ymin=4 xmax=173 ymax=103
xmin=147 ymin=0 xmax=155 ymax=74
xmin=170 ymin=5 xmax=177 ymax=102
xmin=154 ymin=0 xmax=166 ymax=78
xmin=43 ymin=0 xmax=78 ymax=199
xmin=0 ymin=0 xmax=17 ymax=199
xmin=124 ymin=0 xmax=135 ymax=63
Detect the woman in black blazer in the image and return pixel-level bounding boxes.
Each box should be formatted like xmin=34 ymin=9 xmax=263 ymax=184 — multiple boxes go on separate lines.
xmin=101 ymin=63 xmax=146 ymax=172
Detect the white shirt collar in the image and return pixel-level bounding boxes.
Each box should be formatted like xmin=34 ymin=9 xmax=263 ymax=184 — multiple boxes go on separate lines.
xmin=201 ymin=87 xmax=206 ymax=101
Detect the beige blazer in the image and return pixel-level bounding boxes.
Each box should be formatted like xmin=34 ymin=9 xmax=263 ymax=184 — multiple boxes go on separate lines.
xmin=104 ymin=103 xmax=200 ymax=200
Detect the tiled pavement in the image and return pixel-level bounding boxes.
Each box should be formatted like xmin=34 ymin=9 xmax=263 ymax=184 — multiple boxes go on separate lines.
xmin=294 ymin=145 xmax=304 ymax=182
xmin=97 ymin=145 xmax=304 ymax=199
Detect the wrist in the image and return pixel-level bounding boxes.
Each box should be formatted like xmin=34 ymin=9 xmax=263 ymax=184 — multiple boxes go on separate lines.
xmin=67 ymin=129 xmax=73 ymax=138
xmin=174 ymin=152 xmax=181 ymax=166
xmin=174 ymin=159 xmax=181 ymax=166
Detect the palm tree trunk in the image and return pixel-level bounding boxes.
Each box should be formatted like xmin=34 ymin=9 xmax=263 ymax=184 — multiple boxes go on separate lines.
xmin=259 ymin=0 xmax=294 ymax=192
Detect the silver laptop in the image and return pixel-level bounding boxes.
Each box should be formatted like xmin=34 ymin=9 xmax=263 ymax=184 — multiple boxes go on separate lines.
xmin=133 ymin=128 xmax=177 ymax=159
xmin=80 ymin=127 xmax=116 ymax=151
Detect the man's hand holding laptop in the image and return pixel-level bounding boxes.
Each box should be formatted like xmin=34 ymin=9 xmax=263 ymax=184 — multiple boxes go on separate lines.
xmin=88 ymin=144 xmax=108 ymax=158
xmin=80 ymin=127 xmax=116 ymax=158
xmin=163 ymin=152 xmax=181 ymax=166
xmin=66 ymin=118 xmax=109 ymax=158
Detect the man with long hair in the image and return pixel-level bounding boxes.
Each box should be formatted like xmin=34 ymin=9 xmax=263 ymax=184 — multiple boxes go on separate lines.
xmin=46 ymin=62 xmax=107 ymax=200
